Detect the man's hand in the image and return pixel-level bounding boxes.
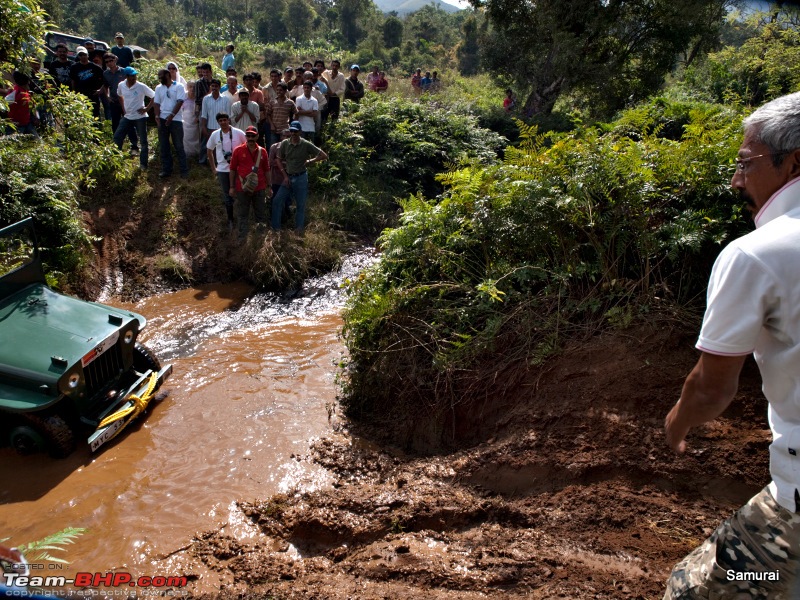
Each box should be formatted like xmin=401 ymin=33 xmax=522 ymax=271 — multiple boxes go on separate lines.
xmin=664 ymin=352 xmax=746 ymax=454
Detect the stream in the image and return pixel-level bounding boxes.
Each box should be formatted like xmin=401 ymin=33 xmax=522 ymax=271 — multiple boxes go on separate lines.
xmin=0 ymin=250 xmax=376 ymax=591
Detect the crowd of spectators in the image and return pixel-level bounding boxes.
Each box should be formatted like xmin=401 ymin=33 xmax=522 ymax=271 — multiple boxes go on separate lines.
xmin=4 ymin=36 xmax=446 ymax=236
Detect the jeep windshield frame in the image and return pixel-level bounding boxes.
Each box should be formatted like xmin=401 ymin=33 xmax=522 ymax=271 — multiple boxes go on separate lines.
xmin=0 ymin=218 xmax=46 ymax=301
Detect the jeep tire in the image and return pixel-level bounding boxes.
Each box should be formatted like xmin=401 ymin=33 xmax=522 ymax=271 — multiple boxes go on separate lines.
xmin=133 ymin=342 xmax=161 ymax=374
xmin=10 ymin=413 xmax=76 ymax=458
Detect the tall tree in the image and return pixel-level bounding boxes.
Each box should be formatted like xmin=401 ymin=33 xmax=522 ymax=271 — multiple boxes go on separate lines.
xmin=476 ymin=0 xmax=734 ymax=116
xmin=286 ymin=0 xmax=316 ymax=40
xmin=383 ymin=14 xmax=403 ymax=48
xmin=337 ymin=0 xmax=371 ymax=48
xmin=456 ymin=14 xmax=479 ymax=75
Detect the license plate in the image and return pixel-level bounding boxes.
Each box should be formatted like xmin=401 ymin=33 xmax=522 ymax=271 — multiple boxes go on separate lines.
xmin=88 ymin=418 xmax=124 ymax=452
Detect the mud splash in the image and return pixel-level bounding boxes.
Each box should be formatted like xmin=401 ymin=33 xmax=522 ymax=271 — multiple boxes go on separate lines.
xmin=0 ymin=250 xmax=376 ymax=587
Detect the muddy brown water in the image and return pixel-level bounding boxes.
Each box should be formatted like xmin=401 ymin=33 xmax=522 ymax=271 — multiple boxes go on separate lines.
xmin=0 ymin=252 xmax=375 ymax=589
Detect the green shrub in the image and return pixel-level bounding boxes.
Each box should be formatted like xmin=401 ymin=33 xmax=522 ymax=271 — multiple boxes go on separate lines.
xmin=340 ymin=98 xmax=746 ymax=450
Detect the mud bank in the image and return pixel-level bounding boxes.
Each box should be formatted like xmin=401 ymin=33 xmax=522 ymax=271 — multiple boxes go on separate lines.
xmin=176 ymin=323 xmax=770 ymax=599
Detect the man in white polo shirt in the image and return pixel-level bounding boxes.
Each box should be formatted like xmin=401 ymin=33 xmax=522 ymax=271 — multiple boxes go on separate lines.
xmin=114 ymin=67 xmax=154 ymax=170
xmin=206 ymin=112 xmax=246 ymax=231
xmin=664 ymin=93 xmax=800 ymax=598
xmin=153 ymin=68 xmax=188 ymax=178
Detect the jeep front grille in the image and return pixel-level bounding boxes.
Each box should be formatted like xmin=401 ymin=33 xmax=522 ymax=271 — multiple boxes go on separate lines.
xmin=83 ymin=344 xmax=124 ymax=397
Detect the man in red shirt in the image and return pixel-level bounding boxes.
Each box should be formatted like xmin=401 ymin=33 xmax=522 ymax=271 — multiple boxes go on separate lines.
xmin=4 ymin=71 xmax=38 ymax=136
xmin=229 ymin=126 xmax=271 ymax=239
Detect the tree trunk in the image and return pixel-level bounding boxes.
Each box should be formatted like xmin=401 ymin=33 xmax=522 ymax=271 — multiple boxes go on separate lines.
xmin=522 ymin=77 xmax=565 ymax=116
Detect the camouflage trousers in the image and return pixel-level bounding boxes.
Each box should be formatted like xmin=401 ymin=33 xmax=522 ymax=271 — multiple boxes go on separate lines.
xmin=663 ymin=486 xmax=800 ymax=599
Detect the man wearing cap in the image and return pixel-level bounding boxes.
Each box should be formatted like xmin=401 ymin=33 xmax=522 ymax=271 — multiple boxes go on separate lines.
xmin=153 ymin=68 xmax=189 ymax=178
xmin=294 ymin=80 xmax=318 ymax=142
xmin=321 ymin=60 xmax=345 ymax=121
xmin=231 ymin=88 xmax=259 ymax=132
xmin=111 ymin=33 xmax=134 ymax=68
xmin=207 ymin=113 xmax=247 ymax=231
xmin=46 ymin=42 xmax=73 ymax=87
xmin=70 ymin=46 xmax=105 ymax=117
xmin=283 ymin=67 xmax=295 ymax=91
xmin=114 ymin=66 xmax=154 ymax=170
xmin=273 ymin=121 xmax=328 ymax=233
xmin=229 ymin=126 xmax=270 ymax=239
xmin=103 ymin=53 xmax=138 ymax=151
xmin=344 ymin=64 xmax=365 ymax=103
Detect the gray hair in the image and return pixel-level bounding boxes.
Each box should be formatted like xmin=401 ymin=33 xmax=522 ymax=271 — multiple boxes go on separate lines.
xmin=743 ymin=92 xmax=800 ymax=165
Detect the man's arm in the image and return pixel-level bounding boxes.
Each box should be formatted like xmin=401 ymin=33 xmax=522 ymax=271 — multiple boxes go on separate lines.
xmin=665 ymin=352 xmax=747 ymax=453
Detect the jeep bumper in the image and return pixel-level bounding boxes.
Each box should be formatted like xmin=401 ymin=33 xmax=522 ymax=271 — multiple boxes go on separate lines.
xmin=87 ymin=364 xmax=173 ymax=452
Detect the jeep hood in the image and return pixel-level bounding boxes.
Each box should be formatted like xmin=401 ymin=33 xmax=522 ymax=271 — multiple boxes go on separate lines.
xmin=0 ymin=284 xmax=146 ymax=386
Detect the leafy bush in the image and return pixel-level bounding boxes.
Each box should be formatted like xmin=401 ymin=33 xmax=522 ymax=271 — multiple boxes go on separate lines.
xmin=0 ymin=135 xmax=93 ymax=284
xmin=682 ymin=12 xmax=800 ymax=107
xmin=340 ymin=98 xmax=746 ymax=450
xmin=322 ymin=94 xmax=506 ymax=199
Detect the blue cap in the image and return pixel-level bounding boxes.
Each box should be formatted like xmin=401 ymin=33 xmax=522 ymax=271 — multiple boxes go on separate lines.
xmin=123 ymin=66 xmax=138 ymax=76
xmin=289 ymin=121 xmax=302 ymax=131
xmin=350 ymin=64 xmax=360 ymax=71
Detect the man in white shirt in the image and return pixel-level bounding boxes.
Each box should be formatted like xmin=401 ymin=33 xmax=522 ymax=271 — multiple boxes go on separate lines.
xmin=199 ymin=79 xmax=229 ymax=165
xmin=664 ymin=92 xmax=800 ymax=599
xmin=206 ymin=113 xmax=246 ymax=231
xmin=321 ymin=59 xmax=345 ymax=122
xmin=294 ymin=81 xmax=318 ymax=142
xmin=231 ymin=89 xmax=259 ymax=132
xmin=153 ymin=68 xmax=188 ymax=178
xmin=114 ymin=67 xmax=154 ymax=170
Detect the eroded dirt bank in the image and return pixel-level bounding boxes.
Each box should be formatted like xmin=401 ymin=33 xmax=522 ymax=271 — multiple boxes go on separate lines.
xmin=178 ymin=323 xmax=770 ymax=599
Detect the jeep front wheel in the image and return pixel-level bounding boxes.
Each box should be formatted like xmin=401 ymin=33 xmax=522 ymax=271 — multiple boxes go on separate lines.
xmin=133 ymin=342 xmax=161 ymax=374
xmin=10 ymin=414 xmax=76 ymax=458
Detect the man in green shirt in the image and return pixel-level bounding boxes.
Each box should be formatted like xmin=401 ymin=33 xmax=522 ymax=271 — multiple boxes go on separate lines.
xmin=272 ymin=120 xmax=328 ymax=232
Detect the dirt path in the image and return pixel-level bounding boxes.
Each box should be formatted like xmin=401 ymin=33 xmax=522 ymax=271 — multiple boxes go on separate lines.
xmin=173 ymin=323 xmax=770 ymax=599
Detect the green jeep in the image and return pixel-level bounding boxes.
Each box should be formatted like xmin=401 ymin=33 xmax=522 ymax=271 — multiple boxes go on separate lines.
xmin=0 ymin=218 xmax=172 ymax=457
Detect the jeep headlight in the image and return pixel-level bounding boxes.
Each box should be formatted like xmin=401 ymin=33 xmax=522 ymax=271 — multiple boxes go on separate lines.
xmin=123 ymin=330 xmax=135 ymax=344
xmin=68 ymin=373 xmax=80 ymax=388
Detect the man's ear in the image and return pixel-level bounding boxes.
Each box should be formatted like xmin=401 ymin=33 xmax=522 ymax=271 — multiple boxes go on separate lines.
xmin=788 ymin=148 xmax=800 ymax=180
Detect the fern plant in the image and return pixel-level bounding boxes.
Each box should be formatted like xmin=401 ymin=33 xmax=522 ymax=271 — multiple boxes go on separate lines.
xmin=2 ymin=528 xmax=85 ymax=565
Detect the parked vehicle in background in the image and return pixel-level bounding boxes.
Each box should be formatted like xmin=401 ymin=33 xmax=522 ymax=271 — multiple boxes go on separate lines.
xmin=43 ymin=31 xmax=109 ymax=59
xmin=0 ymin=218 xmax=172 ymax=457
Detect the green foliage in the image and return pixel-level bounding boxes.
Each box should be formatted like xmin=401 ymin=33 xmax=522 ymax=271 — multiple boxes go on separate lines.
xmin=0 ymin=119 xmax=99 ymax=285
xmin=0 ymin=0 xmax=49 ymax=79
xmin=456 ymin=14 xmax=480 ymax=76
xmin=479 ymin=0 xmax=729 ymax=117
xmin=683 ymin=9 xmax=800 ymax=106
xmin=322 ymin=94 xmax=506 ymax=200
xmin=340 ymin=97 xmax=745 ymax=448
xmin=8 ymin=527 xmax=86 ymax=564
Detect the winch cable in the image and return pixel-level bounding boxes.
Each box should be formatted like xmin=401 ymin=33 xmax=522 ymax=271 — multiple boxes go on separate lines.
xmin=96 ymin=371 xmax=158 ymax=440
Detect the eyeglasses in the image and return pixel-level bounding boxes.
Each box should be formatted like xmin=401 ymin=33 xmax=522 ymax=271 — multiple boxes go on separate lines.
xmin=735 ymin=153 xmax=783 ymax=173
xmin=105 ymin=58 xmax=116 ymax=62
